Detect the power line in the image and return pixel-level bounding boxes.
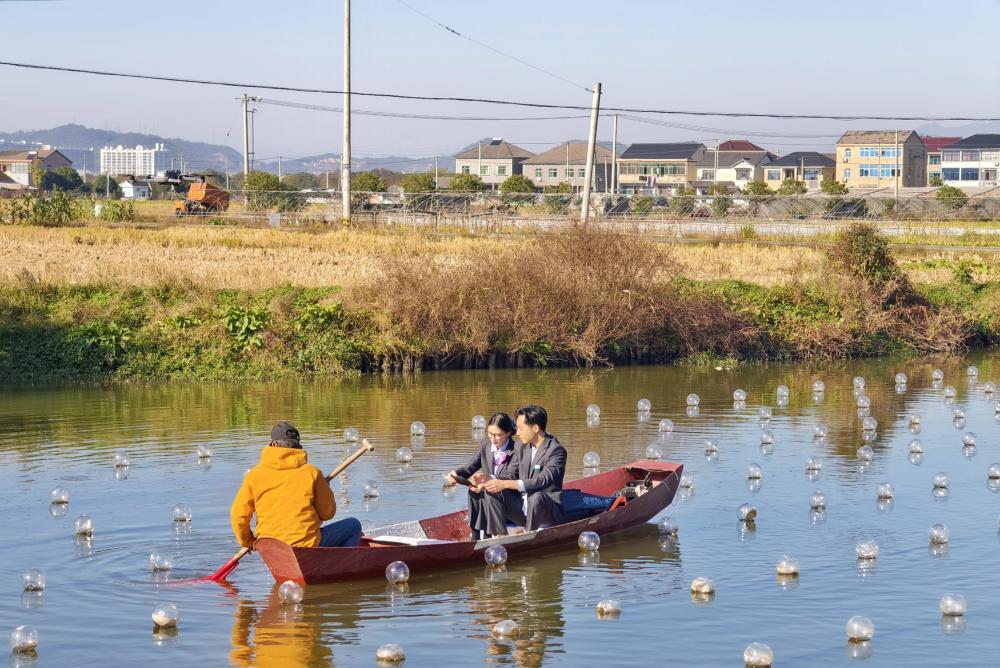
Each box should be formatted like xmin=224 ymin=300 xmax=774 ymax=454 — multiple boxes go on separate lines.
xmin=257 ymin=97 xmax=589 ymax=121
xmin=620 ymin=114 xmax=843 ymax=139
xmin=3 ymin=60 xmax=998 ymax=122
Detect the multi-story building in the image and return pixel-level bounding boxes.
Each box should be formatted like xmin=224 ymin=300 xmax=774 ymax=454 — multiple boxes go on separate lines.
xmin=520 ymin=142 xmax=615 ymax=193
xmin=617 ymin=142 xmax=705 ymax=195
xmin=921 ymin=136 xmax=960 ymax=185
xmin=100 ymin=143 xmax=167 ymax=177
xmin=0 ymin=146 xmax=72 ymax=189
xmin=939 ymin=135 xmax=1000 ymax=189
xmin=762 ymin=152 xmax=836 ymax=190
xmin=695 ymin=140 xmax=775 ymax=194
xmin=835 ymin=131 xmax=926 ymax=188
xmin=453 ymin=139 xmax=534 ymax=190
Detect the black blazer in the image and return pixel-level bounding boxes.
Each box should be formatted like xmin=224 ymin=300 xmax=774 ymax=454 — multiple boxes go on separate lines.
xmin=454 ymin=437 xmax=517 ymax=480
xmin=500 ymin=434 xmax=567 ymax=503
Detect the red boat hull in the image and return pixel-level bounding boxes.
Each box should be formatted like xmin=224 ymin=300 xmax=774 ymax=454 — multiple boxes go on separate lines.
xmin=255 ymin=460 xmax=682 ymax=584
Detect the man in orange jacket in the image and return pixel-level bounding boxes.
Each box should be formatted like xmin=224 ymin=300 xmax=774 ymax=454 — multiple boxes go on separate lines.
xmin=231 ymin=421 xmax=362 ymax=548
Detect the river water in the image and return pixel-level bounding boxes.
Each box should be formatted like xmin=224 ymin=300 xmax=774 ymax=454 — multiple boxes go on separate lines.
xmin=2 ymin=352 xmax=1000 ymax=666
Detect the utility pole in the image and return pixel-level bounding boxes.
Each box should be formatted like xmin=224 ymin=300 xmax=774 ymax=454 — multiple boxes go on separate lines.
xmin=894 ymin=129 xmax=900 ymax=199
xmin=341 ymin=0 xmax=352 ymax=224
xmin=565 ymin=142 xmax=570 ymax=188
xmin=580 ymin=81 xmax=602 ymax=223
xmin=277 ymin=156 xmax=282 ymax=180
xmin=478 ymin=142 xmax=482 ymax=180
xmin=714 ymin=138 xmax=719 ymax=190
xmin=434 ymin=156 xmax=439 ymax=189
xmin=611 ymin=113 xmax=618 ymax=194
xmin=241 ymin=94 xmax=251 ymax=177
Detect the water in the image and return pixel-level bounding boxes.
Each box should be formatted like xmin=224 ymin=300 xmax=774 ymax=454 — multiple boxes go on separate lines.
xmin=2 ymin=353 xmax=999 ymax=666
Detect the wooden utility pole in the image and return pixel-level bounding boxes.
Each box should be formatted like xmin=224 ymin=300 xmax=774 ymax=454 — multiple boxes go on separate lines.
xmin=341 ymin=0 xmax=352 ymax=224
xmin=580 ymin=82 xmax=602 ymax=222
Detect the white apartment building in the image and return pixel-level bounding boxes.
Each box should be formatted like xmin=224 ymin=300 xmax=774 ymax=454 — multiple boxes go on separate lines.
xmin=100 ymin=143 xmax=167 ymax=176
xmin=939 ymin=135 xmax=1000 ymax=189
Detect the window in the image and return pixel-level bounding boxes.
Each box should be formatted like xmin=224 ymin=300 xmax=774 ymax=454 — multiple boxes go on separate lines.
xmin=803 ymin=169 xmax=820 ymax=180
xmin=534 ymin=168 xmax=542 ymax=179
xmin=929 ymin=155 xmax=941 ymax=165
xmin=941 ymin=150 xmax=961 ymax=162
xmin=548 ymin=168 xmax=558 ymax=178
xmin=701 ymin=169 xmax=715 ymax=180
xmin=982 ymin=151 xmax=1000 ymax=161
xmin=566 ymin=168 xmax=574 ymax=178
xmin=461 ymin=165 xmax=470 ymax=174
xmin=497 ymin=165 xmax=508 ymax=176
xmin=735 ymin=168 xmax=751 ymax=180
xmin=766 ymin=169 xmax=780 ymax=180
xmin=843 ymin=168 xmax=851 ymax=180
xmin=880 ymin=147 xmax=898 ymax=158
xmin=844 ymin=148 xmax=852 ymax=160
xmin=11 ymin=162 xmax=31 ymax=173
xmin=941 ymin=168 xmax=960 ymax=181
xmin=960 ymin=168 xmax=980 ymax=181
xmin=929 ymin=171 xmax=940 ymax=180
xmin=961 ymin=151 xmax=980 ymax=161
xmin=480 ymin=165 xmax=489 ymax=176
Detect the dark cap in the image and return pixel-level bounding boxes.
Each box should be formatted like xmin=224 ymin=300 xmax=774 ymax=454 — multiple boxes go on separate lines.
xmin=270 ymin=421 xmax=301 ymax=445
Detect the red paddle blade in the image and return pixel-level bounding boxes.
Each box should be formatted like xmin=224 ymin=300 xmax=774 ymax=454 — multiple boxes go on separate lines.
xmin=208 ymin=556 xmax=241 ymax=581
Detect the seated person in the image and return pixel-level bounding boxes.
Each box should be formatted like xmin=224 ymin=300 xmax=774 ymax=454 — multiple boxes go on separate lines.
xmin=447 ymin=412 xmax=518 ymax=539
xmin=482 ymin=404 xmax=567 ymax=531
xmin=231 ymin=421 xmax=362 ymax=549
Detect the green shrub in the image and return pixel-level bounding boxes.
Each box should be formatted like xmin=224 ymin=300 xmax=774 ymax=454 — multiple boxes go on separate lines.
xmin=221 ymin=304 xmax=269 ymax=350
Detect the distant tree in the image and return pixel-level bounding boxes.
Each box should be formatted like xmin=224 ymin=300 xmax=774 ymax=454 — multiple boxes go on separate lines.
xmin=820 ymin=180 xmax=849 ymax=195
xmin=928 ymin=174 xmax=943 ymax=187
xmin=92 ymin=174 xmax=121 ymax=197
xmin=450 ymin=172 xmax=485 ymax=192
xmin=935 ymin=184 xmax=967 ymax=211
xmin=499 ymin=174 xmax=537 ymax=194
xmin=399 ymin=173 xmax=436 ymax=192
xmin=777 ymin=178 xmax=807 ymax=196
xmin=282 ymin=172 xmax=320 ymax=190
xmin=668 ymin=186 xmax=696 ymax=216
xmin=52 ymin=166 xmax=84 ymax=191
xmin=741 ymin=180 xmax=773 ymax=216
xmin=543 ymin=182 xmax=573 ymax=194
xmin=351 ymin=171 xmax=387 ymax=192
xmin=243 ymin=171 xmax=304 ymax=212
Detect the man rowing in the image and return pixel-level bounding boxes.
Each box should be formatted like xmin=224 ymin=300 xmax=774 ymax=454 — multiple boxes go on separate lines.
xmin=231 ymin=421 xmax=362 ymax=549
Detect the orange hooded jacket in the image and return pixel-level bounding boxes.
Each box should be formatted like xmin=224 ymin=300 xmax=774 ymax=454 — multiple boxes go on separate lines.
xmin=231 ymin=446 xmax=335 ymax=548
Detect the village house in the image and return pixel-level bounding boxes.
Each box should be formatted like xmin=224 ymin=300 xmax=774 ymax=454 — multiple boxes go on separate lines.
xmin=921 ymin=136 xmax=960 ymax=186
xmin=119 ymin=177 xmax=152 ymax=199
xmin=763 ymin=152 xmax=836 ymax=190
xmin=617 ymin=142 xmax=705 ymax=195
xmin=0 ymin=146 xmax=72 ymax=190
xmin=938 ymin=135 xmax=1000 ymax=189
xmin=835 ymin=130 xmax=926 ymax=188
xmin=521 ymin=141 xmax=615 ymax=193
xmin=453 ymin=139 xmax=534 ymax=190
xmin=695 ymin=140 xmax=775 ymax=194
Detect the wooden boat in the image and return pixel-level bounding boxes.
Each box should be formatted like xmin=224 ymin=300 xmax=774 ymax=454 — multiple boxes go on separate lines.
xmin=255 ymin=459 xmax=682 ymax=584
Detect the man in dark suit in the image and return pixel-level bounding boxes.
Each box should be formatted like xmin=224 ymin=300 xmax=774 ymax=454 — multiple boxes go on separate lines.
xmin=447 ymin=413 xmax=518 ymax=538
xmin=482 ymin=405 xmax=567 ymax=531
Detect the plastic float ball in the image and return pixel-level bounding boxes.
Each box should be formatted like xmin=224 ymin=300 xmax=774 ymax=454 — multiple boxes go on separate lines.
xmin=856 ymin=395 xmax=871 ymax=409
xmin=876 ymin=483 xmax=894 ymax=500
xmin=113 ymin=450 xmax=130 ymax=467
xmin=149 ymin=553 xmax=174 ymax=572
xmin=636 ymin=398 xmax=652 ymax=412
xmin=812 ymin=380 xmax=825 ymax=393
xmin=775 ymin=555 xmax=799 ymax=576
xmin=812 ymin=423 xmax=828 ymax=439
xmin=943 ymin=386 xmax=957 ymax=399
xmin=9 ymin=625 xmax=39 ymax=654
xmin=861 ymin=416 xmax=878 ymax=431
xmin=984 ymin=382 xmax=997 ymax=395
xmin=73 ymin=515 xmax=94 ymax=536
xmin=595 ymin=599 xmax=621 ymax=617
xmin=776 ymin=385 xmax=790 ymax=399
xmin=860 ymin=431 xmax=878 ymax=444
xmin=492 ymin=619 xmax=520 ymax=637
xmin=733 ymin=389 xmax=747 ymax=402
xmin=363 ymin=481 xmax=380 ymax=498
xmin=805 ymin=457 xmax=822 ymax=472
xmin=644 ymin=444 xmax=662 ymax=460
xmin=757 ymin=406 xmax=772 ymax=421
xmin=277 ymin=580 xmax=304 ymax=605
xmin=657 ymin=517 xmax=679 ymax=535
xmin=932 ymin=369 xmax=945 ymax=381
xmin=940 ymin=593 xmax=967 ymax=616
xmin=375 ymin=643 xmax=406 ymax=663
xmin=171 ymin=503 xmax=192 ymax=523
xmin=690 ymin=577 xmax=715 ymax=595
xmin=577 ymin=531 xmax=600 ymax=552
xmin=988 ymin=464 xmax=1000 ymax=480
xmin=759 ymin=430 xmax=775 ymax=445
xmin=395 ymin=447 xmax=413 ymax=463
xmin=484 ymin=544 xmax=507 ymax=567
xmin=194 ymin=444 xmax=212 ymax=460
xmin=953 ymin=406 xmax=966 ymax=419
xmin=685 ymin=394 xmax=700 ymax=407
xmin=929 ymin=524 xmax=950 ymax=544
xmin=679 ymin=474 xmax=694 ymax=489
xmin=932 ymin=473 xmax=950 ymax=489
xmin=746 ymin=463 xmax=763 ymax=480
xmin=809 ymin=491 xmax=826 ymax=510
xmin=910 ymin=452 xmax=924 ymax=466
xmin=909 ymin=439 xmax=924 ymax=454
xmin=962 ymin=432 xmax=977 ymax=447
xmin=856 ymin=446 xmax=874 ymax=463
xmin=151 ymin=602 xmax=179 ymax=629
xmin=846 ymin=616 xmax=875 ymax=642
xmin=852 ymin=376 xmax=865 ymax=390
xmin=855 ymin=541 xmax=879 ymax=560
xmin=704 ymin=440 xmax=719 ymax=455
xmin=586 ymin=404 xmax=601 ymax=418
xmin=909 ymin=413 xmax=922 ymax=425
xmin=21 ymin=569 xmax=45 ymax=592
xmin=743 ymin=642 xmax=773 ymax=667
xmin=385 ymin=561 xmax=410 ymax=585
xmin=582 ymin=451 xmax=601 ymax=468
xmin=738 ymin=503 xmax=757 ymax=521
xmin=895 ymin=372 xmax=908 ymax=384
xmin=471 ymin=415 xmax=486 ymax=430
xmin=49 ymin=488 xmax=69 ymax=505
xmin=968 ymin=366 xmax=979 ymax=378
xmin=658 ymin=418 xmax=674 ymax=434
xmin=343 ymin=427 xmax=360 ymax=443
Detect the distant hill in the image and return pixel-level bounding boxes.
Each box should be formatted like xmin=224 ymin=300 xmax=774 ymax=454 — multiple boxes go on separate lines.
xmin=916 ymin=121 xmax=1000 ymax=139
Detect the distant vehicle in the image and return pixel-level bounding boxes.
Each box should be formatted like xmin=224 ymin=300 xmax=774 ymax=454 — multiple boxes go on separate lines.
xmin=152 ymin=170 xmax=230 ymax=216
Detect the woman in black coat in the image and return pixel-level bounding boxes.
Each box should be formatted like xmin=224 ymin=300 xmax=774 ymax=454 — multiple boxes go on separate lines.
xmin=447 ymin=412 xmax=519 ymax=538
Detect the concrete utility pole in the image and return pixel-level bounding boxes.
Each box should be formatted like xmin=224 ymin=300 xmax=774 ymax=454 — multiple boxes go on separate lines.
xmin=241 ymin=94 xmax=251 ymax=177
xmin=341 ymin=0 xmax=352 ymax=225
xmin=894 ymin=130 xmax=900 ymax=199
xmin=277 ymin=156 xmax=283 ymax=180
xmin=611 ymin=113 xmax=618 ymax=194
xmin=714 ymin=138 xmax=719 ymax=189
xmin=434 ymin=156 xmax=439 ymax=189
xmin=580 ymin=81 xmax=602 ymax=223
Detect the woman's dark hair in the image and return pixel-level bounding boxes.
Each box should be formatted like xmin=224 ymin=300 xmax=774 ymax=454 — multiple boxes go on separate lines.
xmin=487 ymin=412 xmax=515 ymax=434
xmin=514 ymin=404 xmax=547 ymax=431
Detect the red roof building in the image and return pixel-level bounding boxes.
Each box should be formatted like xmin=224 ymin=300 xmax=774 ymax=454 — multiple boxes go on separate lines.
xmin=921 ymin=136 xmax=960 ymax=153
xmin=921 ymin=136 xmax=961 ymax=185
xmin=717 ymin=140 xmax=764 ymax=152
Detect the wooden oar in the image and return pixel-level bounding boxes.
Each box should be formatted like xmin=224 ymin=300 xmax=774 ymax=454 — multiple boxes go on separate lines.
xmin=208 ymin=438 xmax=375 ymax=582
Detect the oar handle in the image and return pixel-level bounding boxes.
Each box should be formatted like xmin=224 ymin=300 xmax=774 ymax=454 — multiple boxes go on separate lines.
xmin=326 ymin=438 xmax=375 ymax=480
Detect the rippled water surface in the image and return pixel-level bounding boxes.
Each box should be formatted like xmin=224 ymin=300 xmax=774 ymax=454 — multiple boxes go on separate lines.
xmin=3 ymin=353 xmax=1000 ymax=666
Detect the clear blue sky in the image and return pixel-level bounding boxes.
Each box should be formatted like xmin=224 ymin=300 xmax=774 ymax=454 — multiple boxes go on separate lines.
xmin=2 ymin=0 xmax=999 ymax=158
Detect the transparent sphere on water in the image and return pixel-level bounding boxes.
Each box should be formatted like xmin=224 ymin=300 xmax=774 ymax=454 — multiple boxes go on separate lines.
xmin=932 ymin=368 xmax=945 ymax=381
xmin=852 ymin=376 xmax=866 ymax=390
xmin=151 ymin=602 xmax=179 ymax=628
xmin=856 ymin=446 xmax=874 ymax=462
xmin=595 ymin=599 xmax=621 ymax=617
xmin=409 ymin=421 xmax=426 ymax=437
xmin=484 ymin=544 xmax=507 ymax=567
xmin=690 ymin=577 xmax=715 ymax=595
xmin=876 ymin=483 xmax=894 ymax=499
xmin=812 ymin=380 xmax=825 ymax=393
xmin=757 ymin=406 xmax=772 ymax=421
xmin=846 ymin=616 xmax=875 ymax=642
xmin=759 ymin=429 xmax=775 ymax=445
xmin=940 ymin=593 xmax=967 ymax=616
xmin=738 ymin=503 xmax=757 ymax=521
xmin=746 ymin=463 xmax=763 ymax=480
xmin=49 ymin=488 xmax=69 ymax=505
xmin=860 ymin=431 xmax=877 ymax=444
xmin=21 ymin=569 xmax=45 ymax=592
xmin=658 ymin=418 xmax=674 ymax=434
xmin=805 ymin=457 xmax=822 ymax=472
xmin=861 ymin=416 xmax=877 ymax=431
xmin=733 ymin=389 xmax=747 ymax=402
xmin=856 ymin=541 xmax=879 ymax=560
xmin=929 ymin=523 xmax=950 ymax=544
xmin=909 ymin=439 xmax=924 ymax=454
xmin=492 ymin=619 xmax=520 ymax=637
xmin=775 ymin=555 xmax=799 ymax=576
xmin=586 ymin=404 xmax=601 ymax=418
xmin=578 ymin=531 xmax=600 ymax=551
xmin=686 ymin=394 xmax=700 ymax=407
xmin=909 ymin=412 xmax=922 ymax=425
xmin=73 ymin=515 xmax=94 ymax=536
xmin=196 ymin=444 xmax=213 ymax=459
xmin=967 ymin=365 xmax=979 ymax=377
xmin=809 ymin=491 xmax=826 ymax=510
xmin=962 ymin=432 xmax=977 ymax=447
xmin=932 ymin=473 xmax=950 ymax=488
xmin=776 ymin=385 xmax=790 ymax=399
xmin=988 ymin=463 xmax=1000 ymax=480
xmin=395 ymin=447 xmax=412 ymax=463
xmin=636 ymin=398 xmax=651 ymax=412
xmin=471 ymin=415 xmax=486 ymax=429
xmin=704 ymin=439 xmax=719 ymax=455
xmin=375 ymin=643 xmax=406 ymax=663
xmin=10 ymin=625 xmax=39 ymax=653
xmin=743 ymin=642 xmax=773 ymax=667
xmin=953 ymin=408 xmax=966 ymax=420
xmin=113 ymin=450 xmax=130 ymax=467
xmin=644 ymin=444 xmax=662 ymax=460
xmin=812 ymin=422 xmax=828 ymax=439
xmin=953 ymin=416 xmax=967 ymax=430
xmin=278 ymin=580 xmax=304 ymax=605
xmin=171 ymin=503 xmax=192 ymax=523
xmin=679 ymin=474 xmax=694 ymax=489
xmin=363 ymin=480 xmax=380 ymax=498
xmin=856 ymin=395 xmax=871 ymax=409
xmin=149 ymin=553 xmax=174 ymax=572
xmin=983 ymin=381 xmax=996 ymax=395
xmin=910 ymin=452 xmax=924 ymax=466
xmin=895 ymin=372 xmax=908 ymax=384
xmin=657 ymin=516 xmax=678 ymax=535
xmin=339 ymin=427 xmax=359 ymax=443
xmin=385 ymin=561 xmax=410 ymax=584
xmin=943 ymin=386 xmax=957 ymax=399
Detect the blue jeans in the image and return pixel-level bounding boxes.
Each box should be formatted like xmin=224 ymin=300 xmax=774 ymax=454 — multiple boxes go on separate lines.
xmin=319 ymin=517 xmax=362 ymax=547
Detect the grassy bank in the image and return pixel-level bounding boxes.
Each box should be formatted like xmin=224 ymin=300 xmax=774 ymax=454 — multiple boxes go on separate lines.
xmin=1 ymin=223 xmax=998 ymax=383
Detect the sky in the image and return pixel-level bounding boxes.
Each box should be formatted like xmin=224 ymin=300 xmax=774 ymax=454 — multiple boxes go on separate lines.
xmin=2 ymin=0 xmax=999 ymax=159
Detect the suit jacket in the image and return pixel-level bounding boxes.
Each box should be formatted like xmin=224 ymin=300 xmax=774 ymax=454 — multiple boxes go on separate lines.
xmin=454 ymin=437 xmax=517 ymax=480
xmin=500 ymin=434 xmax=567 ymax=503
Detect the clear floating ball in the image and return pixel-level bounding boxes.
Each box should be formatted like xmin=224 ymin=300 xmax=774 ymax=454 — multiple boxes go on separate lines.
xmin=743 ymin=642 xmax=773 ymax=667
xmin=149 ymin=553 xmax=174 ymax=572
xmin=932 ymin=473 xmax=950 ymax=489
xmin=21 ymin=569 xmax=45 ymax=592
xmin=967 ymin=366 xmax=979 ymax=377
xmin=582 ymin=452 xmax=601 ymax=469
xmin=409 ymin=421 xmax=426 ymax=437
xmin=586 ymin=404 xmax=601 ymax=418
xmin=909 ymin=439 xmax=924 ymax=454
xmin=738 ymin=503 xmax=757 ymax=521
xmin=852 ymin=377 xmax=865 ymax=391
xmin=471 ymin=415 xmax=486 ymax=429
xmin=734 ymin=389 xmax=747 ymax=402
xmin=73 ymin=514 xmax=93 ymax=536
xmin=679 ymin=474 xmax=694 ymax=489
xmin=757 ymin=406 xmax=772 ymax=421
xmin=812 ymin=380 xmax=825 ymax=393
xmin=196 ymin=444 xmax=213 ymax=459
xmin=846 ymin=616 xmax=875 ymax=642
xmin=278 ymin=580 xmax=304 ymax=605
xmin=805 ymin=457 xmax=822 ymax=472
xmin=988 ymin=463 xmax=1000 ymax=480
xmin=861 ymin=416 xmax=877 ymax=431
xmin=644 ymin=444 xmax=662 ymax=460
xmin=151 ymin=602 xmax=179 ymax=629
xmin=704 ymin=439 xmax=719 ymax=455
xmin=876 ymin=483 xmax=894 ymax=500
xmin=49 ymin=488 xmax=69 ymax=505
xmin=342 ymin=427 xmax=360 ymax=443
xmin=657 ymin=517 xmax=678 ymax=535
xmin=171 ymin=503 xmax=192 ymax=523
xmin=929 ymin=523 xmax=950 ymax=544
xmin=940 ymin=593 xmax=967 ymax=616
xmin=895 ymin=372 xmax=908 ymax=384
xmin=983 ymin=382 xmax=996 ymax=395
xmin=595 ymin=599 xmax=621 ymax=617
xmin=775 ymin=555 xmax=799 ymax=576
xmin=746 ymin=463 xmax=763 ymax=480
xmin=484 ymin=544 xmax=507 ymax=567
xmin=962 ymin=432 xmax=977 ymax=447
xmin=375 ymin=643 xmax=406 ymax=663
xmin=492 ymin=619 xmax=520 ymax=637
xmin=9 ymin=625 xmax=38 ymax=654
xmin=856 ymin=395 xmax=871 ymax=409
xmin=855 ymin=541 xmax=879 ymax=560
xmin=943 ymin=386 xmax=957 ymax=399
xmin=113 ymin=450 xmax=130 ymax=467
xmin=363 ymin=480 xmax=380 ymax=498
xmin=385 ymin=561 xmax=410 ymax=584
xmin=812 ymin=422 xmax=828 ymax=439
xmin=909 ymin=413 xmax=922 ymax=425
xmin=910 ymin=452 xmax=924 ymax=466
xmin=658 ymin=418 xmax=674 ymax=433
xmin=809 ymin=491 xmax=826 ymax=510
xmin=577 ymin=531 xmax=600 ymax=551
xmin=776 ymin=385 xmax=790 ymax=399
xmin=636 ymin=398 xmax=651 ymax=412
xmin=395 ymin=447 xmax=412 ymax=463
xmin=856 ymin=446 xmax=874 ymax=462
xmin=759 ymin=429 xmax=775 ymax=445
xmin=932 ymin=368 xmax=944 ymax=381
xmin=686 ymin=394 xmax=700 ymax=407
xmin=690 ymin=577 xmax=715 ymax=595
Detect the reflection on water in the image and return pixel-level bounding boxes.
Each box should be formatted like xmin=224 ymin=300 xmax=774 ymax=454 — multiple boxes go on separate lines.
xmin=1 ymin=352 xmax=1000 ymax=665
